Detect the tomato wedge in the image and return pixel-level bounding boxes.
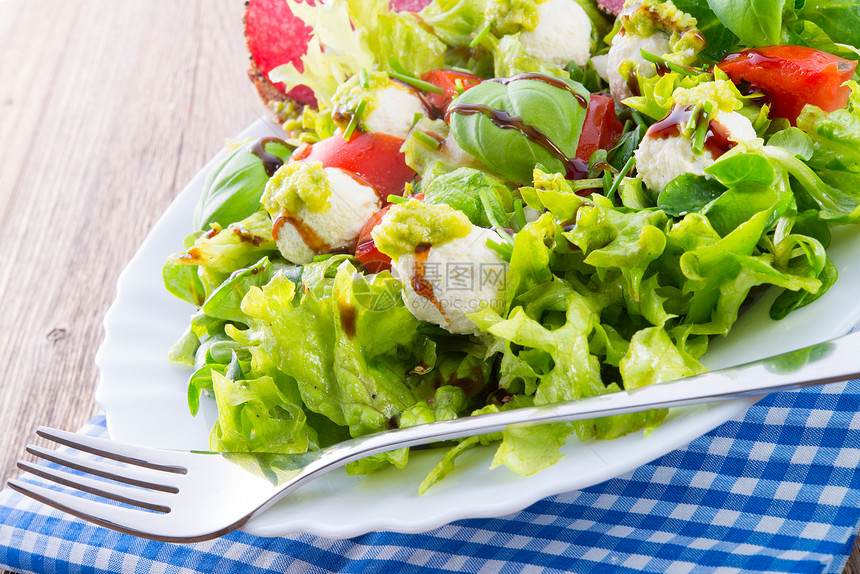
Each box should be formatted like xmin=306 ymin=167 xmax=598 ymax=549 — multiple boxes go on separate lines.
xmin=719 ymin=45 xmax=857 ymax=125
xmin=292 ymin=131 xmax=416 ymax=199
xmin=575 ymin=93 xmax=624 ymax=163
xmin=354 ymin=205 xmax=393 ymax=273
xmin=420 ymin=69 xmax=484 ymax=113
xmin=354 ymin=194 xmax=426 ymax=273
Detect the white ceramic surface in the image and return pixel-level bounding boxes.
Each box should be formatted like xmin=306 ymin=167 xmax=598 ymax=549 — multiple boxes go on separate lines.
xmin=95 ymin=119 xmax=860 ymax=539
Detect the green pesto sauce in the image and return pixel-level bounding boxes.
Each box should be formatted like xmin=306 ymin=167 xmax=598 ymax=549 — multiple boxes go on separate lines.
xmin=485 ymin=0 xmax=542 ymax=36
xmin=330 ymin=71 xmax=391 ymax=130
xmin=371 ymin=199 xmax=473 ymax=260
xmin=623 ymin=0 xmax=696 ymax=37
xmin=261 ymin=160 xmax=331 ymax=216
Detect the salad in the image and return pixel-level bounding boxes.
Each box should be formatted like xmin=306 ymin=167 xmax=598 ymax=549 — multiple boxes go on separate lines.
xmin=163 ymin=0 xmax=860 ymax=492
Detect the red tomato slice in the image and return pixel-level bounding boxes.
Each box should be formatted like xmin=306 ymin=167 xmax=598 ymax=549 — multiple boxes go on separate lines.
xmin=420 ymin=69 xmax=484 ymax=113
xmin=719 ymin=45 xmax=857 ymax=125
xmin=575 ymin=93 xmax=624 ymax=163
xmin=292 ymin=132 xmax=417 ymax=199
xmin=355 ymin=205 xmax=393 ymax=273
xmin=354 ymin=194 xmax=425 ymax=273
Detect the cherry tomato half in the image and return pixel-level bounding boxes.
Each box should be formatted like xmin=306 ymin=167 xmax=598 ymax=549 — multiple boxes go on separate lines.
xmin=575 ymin=93 xmax=625 ymax=163
xmin=719 ymin=45 xmax=857 ymax=125
xmin=420 ymin=69 xmax=484 ymax=113
xmin=292 ymin=131 xmax=416 ymax=198
xmin=354 ymin=194 xmax=425 ymax=273
xmin=355 ymin=206 xmax=393 ymax=273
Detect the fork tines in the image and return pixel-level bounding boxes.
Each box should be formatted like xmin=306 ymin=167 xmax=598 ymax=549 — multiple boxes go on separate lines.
xmin=8 ymin=427 xmax=187 ymax=528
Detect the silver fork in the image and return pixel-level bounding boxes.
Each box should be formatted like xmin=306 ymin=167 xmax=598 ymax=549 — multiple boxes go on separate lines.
xmin=9 ymin=331 xmax=860 ymax=542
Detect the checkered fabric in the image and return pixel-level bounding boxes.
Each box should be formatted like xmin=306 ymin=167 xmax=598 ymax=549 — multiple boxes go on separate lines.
xmin=2 ymin=381 xmax=860 ymax=574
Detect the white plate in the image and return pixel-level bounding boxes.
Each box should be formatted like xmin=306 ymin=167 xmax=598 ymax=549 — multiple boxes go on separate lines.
xmin=95 ymin=119 xmax=860 ymax=539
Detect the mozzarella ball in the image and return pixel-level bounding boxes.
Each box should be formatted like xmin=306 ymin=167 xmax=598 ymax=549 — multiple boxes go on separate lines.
xmin=634 ymin=130 xmax=715 ymax=193
xmin=606 ymin=30 xmax=671 ymax=101
xmin=275 ymin=167 xmax=382 ymax=264
xmin=394 ymin=227 xmax=508 ymax=335
xmin=365 ymin=84 xmax=427 ymax=139
xmin=520 ymin=0 xmax=593 ymax=68
xmin=634 ymin=111 xmax=756 ymax=192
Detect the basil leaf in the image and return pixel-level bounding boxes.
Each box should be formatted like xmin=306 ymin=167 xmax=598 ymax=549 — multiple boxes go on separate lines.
xmin=796 ymin=0 xmax=860 ymax=49
xmin=673 ymin=0 xmax=740 ymax=61
xmin=449 ymin=76 xmax=589 ymax=184
xmin=194 ymin=138 xmax=292 ymax=231
xmin=706 ymin=0 xmax=786 ymax=46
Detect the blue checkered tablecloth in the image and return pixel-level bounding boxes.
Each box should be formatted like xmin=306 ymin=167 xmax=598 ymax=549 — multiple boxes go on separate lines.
xmin=2 ymin=381 xmax=860 ymax=574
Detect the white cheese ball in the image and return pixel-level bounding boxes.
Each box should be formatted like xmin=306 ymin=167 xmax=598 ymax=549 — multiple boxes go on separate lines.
xmin=275 ymin=167 xmax=382 ymax=264
xmin=520 ymin=0 xmax=593 ymax=69
xmin=365 ymin=84 xmax=427 ymax=139
xmin=634 ymin=111 xmax=756 ymax=193
xmin=394 ymin=227 xmax=508 ymax=335
xmin=606 ymin=30 xmax=671 ymax=101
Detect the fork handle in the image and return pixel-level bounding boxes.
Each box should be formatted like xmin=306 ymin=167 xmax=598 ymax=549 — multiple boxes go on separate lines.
xmin=311 ymin=331 xmax=860 ymax=468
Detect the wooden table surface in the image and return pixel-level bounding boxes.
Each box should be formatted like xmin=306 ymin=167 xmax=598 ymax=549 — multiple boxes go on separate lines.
xmin=0 ymin=0 xmax=858 ymax=571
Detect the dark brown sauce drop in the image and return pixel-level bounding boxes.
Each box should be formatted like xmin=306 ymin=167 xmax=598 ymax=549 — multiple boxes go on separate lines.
xmin=179 ymin=247 xmax=204 ymax=264
xmin=703 ymin=119 xmax=735 ymax=158
xmin=338 ymin=300 xmax=357 ymax=339
xmin=249 ymin=137 xmax=287 ymax=177
xmin=412 ymin=243 xmax=444 ymax=314
xmin=487 ymin=73 xmax=588 ymax=108
xmin=272 ymin=213 xmax=331 ymax=254
xmin=721 ymin=48 xmax=779 ymax=68
xmin=439 ymin=366 xmax=487 ymax=397
xmin=339 ymin=169 xmax=387 ymax=204
xmin=626 ymin=74 xmax=641 ymax=97
xmin=446 ymin=103 xmax=588 ymax=179
xmin=646 ymin=104 xmax=695 ymax=139
xmin=232 ymin=227 xmax=264 ymax=246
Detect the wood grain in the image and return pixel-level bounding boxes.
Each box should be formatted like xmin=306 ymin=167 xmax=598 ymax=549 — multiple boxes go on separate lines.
xmin=0 ymin=0 xmax=857 ymax=571
xmin=0 ymin=0 xmax=262 ymax=549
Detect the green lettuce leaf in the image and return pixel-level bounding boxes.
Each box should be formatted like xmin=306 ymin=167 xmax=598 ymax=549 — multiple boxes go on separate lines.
xmin=796 ymin=93 xmax=860 ymax=177
xmin=669 ymin=211 xmax=820 ymax=335
xmin=163 ymin=211 xmax=278 ymax=306
xmin=422 ymin=165 xmax=512 ymax=228
xmin=795 ymin=0 xmax=860 ymax=50
xmin=209 ymin=353 xmax=318 ymax=454
xmin=419 ymin=0 xmax=487 ymax=46
xmin=239 ymin=259 xmax=429 ymax=437
xmin=270 ymin=0 xmax=445 ymax=107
